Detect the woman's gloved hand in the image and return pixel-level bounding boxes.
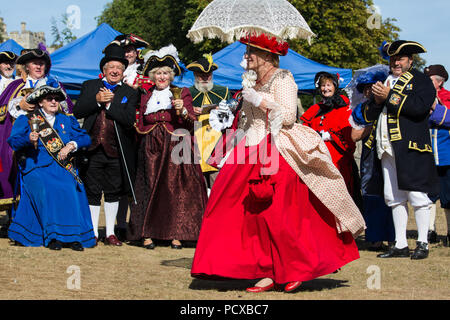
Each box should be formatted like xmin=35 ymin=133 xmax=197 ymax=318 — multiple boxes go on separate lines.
xmin=242 ymin=87 xmax=263 ymax=107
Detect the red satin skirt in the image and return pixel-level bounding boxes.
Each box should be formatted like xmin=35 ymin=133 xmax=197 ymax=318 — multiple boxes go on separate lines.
xmin=191 ymin=137 xmax=359 ymax=284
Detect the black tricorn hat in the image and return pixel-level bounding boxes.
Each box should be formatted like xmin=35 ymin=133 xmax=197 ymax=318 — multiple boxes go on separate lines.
xmin=26 ymin=84 xmax=67 ymax=105
xmin=16 ymin=48 xmax=51 ymax=74
xmin=385 ymin=40 xmax=426 ymax=57
xmin=424 ymin=64 xmax=448 ymax=82
xmin=113 ymin=33 xmax=149 ymax=50
xmin=100 ymin=44 xmax=129 ymax=71
xmin=0 ymin=51 xmax=18 ymax=64
xmin=186 ymin=53 xmax=218 ymax=73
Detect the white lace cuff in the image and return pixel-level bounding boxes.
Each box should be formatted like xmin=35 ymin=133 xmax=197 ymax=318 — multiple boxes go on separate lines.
xmin=8 ymin=97 xmax=27 ymax=119
xmin=209 ymin=108 xmax=235 ymax=131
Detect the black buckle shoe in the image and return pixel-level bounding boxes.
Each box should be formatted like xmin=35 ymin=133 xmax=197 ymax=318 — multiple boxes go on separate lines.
xmin=70 ymin=242 xmax=84 ymax=251
xmin=48 ymin=239 xmax=63 ymax=250
xmin=377 ymin=246 xmax=410 ymax=258
xmin=411 ymin=241 xmax=429 ymax=260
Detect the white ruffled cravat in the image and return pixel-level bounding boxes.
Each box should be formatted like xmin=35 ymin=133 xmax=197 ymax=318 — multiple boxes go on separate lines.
xmin=144 ymin=87 xmax=173 ymax=115
xmin=41 ymin=109 xmax=56 ymax=127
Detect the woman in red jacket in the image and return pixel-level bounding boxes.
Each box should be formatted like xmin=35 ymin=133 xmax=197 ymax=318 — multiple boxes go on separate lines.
xmin=301 ymin=72 xmax=359 ymax=203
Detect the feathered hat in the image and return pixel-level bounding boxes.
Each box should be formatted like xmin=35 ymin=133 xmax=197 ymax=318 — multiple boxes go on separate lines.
xmin=355 ymin=68 xmax=389 ymax=93
xmin=239 ymin=33 xmax=289 ymax=56
xmin=186 ymin=53 xmax=218 ymax=73
xmin=16 ymin=48 xmax=51 ymax=74
xmin=141 ymin=44 xmax=182 ymax=76
xmin=112 ymin=33 xmax=149 ymax=50
xmin=26 ymin=83 xmax=67 ymax=105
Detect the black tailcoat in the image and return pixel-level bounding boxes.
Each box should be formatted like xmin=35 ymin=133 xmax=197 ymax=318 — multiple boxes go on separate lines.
xmin=362 ymin=68 xmax=439 ymax=197
xmin=73 ymin=78 xmax=139 ymax=193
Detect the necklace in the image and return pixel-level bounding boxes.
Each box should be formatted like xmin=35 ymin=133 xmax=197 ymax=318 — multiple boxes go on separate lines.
xmin=255 ymin=66 xmax=276 ymax=86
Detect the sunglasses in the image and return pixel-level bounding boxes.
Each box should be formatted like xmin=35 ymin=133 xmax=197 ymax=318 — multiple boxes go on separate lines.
xmin=43 ymin=95 xmax=61 ymax=102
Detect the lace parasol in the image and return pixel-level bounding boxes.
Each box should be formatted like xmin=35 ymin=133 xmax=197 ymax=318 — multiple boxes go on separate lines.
xmin=187 ymin=0 xmax=316 ymax=44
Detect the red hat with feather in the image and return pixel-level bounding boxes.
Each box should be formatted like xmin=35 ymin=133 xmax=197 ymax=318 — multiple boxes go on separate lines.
xmin=239 ymin=33 xmax=289 ymax=56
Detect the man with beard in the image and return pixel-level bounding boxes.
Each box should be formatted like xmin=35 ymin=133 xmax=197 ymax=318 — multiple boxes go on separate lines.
xmin=0 ymin=51 xmax=17 ymax=95
xmin=360 ymin=40 xmax=438 ymax=260
xmin=187 ymin=54 xmax=230 ymax=191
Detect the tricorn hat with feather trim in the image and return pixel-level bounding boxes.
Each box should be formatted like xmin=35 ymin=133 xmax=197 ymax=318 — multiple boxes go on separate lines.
xmin=16 ymin=48 xmax=51 ymax=74
xmin=26 ymin=84 xmax=67 ymax=105
xmin=141 ymin=44 xmax=182 ymax=76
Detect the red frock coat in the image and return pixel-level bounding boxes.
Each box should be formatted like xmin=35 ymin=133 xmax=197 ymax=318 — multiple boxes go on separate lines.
xmin=300 ymin=95 xmax=356 ymax=194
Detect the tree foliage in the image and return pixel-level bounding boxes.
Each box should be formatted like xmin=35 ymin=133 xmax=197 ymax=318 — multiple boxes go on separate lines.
xmin=51 ymin=13 xmax=77 ymax=49
xmin=96 ymin=0 xmax=226 ymax=63
xmin=97 ymin=0 xmax=402 ymax=69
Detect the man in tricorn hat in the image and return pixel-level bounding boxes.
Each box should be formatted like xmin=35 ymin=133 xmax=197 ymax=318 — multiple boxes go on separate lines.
xmin=424 ymin=64 xmax=450 ymax=246
xmin=0 ymin=51 xmax=17 ymax=95
xmin=186 ymin=54 xmax=231 ymax=191
xmin=360 ymin=40 xmax=438 ymax=259
xmin=0 ymin=48 xmax=71 ymax=217
xmin=73 ymin=43 xmax=139 ymax=246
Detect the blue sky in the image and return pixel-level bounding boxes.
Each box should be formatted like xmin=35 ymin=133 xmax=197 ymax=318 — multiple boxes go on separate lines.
xmin=373 ymin=0 xmax=449 ymax=72
xmin=1 ymin=0 xmax=448 ymax=73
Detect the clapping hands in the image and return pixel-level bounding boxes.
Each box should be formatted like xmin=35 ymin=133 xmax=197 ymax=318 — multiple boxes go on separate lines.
xmin=96 ymin=88 xmax=115 ymax=104
xmin=372 ymin=81 xmax=391 ymax=105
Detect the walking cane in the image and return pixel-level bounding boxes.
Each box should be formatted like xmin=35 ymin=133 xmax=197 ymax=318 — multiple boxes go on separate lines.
xmin=113 ymin=120 xmax=137 ymax=205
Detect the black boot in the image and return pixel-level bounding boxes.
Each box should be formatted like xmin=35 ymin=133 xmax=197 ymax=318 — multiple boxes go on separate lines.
xmin=410 ymin=241 xmax=429 ymax=260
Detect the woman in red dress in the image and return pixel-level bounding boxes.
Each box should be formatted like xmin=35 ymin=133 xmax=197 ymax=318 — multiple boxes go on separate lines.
xmin=191 ymin=34 xmax=365 ymax=293
xmin=301 ymin=72 xmax=359 ymax=202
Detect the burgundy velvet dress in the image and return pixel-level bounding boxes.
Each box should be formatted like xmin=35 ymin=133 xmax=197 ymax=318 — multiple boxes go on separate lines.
xmin=127 ymin=86 xmax=208 ymax=241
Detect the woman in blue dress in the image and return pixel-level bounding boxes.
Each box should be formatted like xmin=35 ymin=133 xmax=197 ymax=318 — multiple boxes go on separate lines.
xmin=7 ymin=84 xmax=96 ymax=251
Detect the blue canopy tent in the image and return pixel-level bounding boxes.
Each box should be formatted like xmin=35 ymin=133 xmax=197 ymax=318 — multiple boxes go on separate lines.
xmin=174 ymin=41 xmax=352 ymax=92
xmin=50 ymin=25 xmax=352 ymax=97
xmin=49 ymin=23 xmax=122 ymax=97
xmin=0 ymin=39 xmax=24 ymax=55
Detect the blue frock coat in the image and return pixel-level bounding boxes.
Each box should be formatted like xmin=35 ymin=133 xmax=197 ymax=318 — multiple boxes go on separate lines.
xmin=7 ymin=112 xmax=96 ymax=247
